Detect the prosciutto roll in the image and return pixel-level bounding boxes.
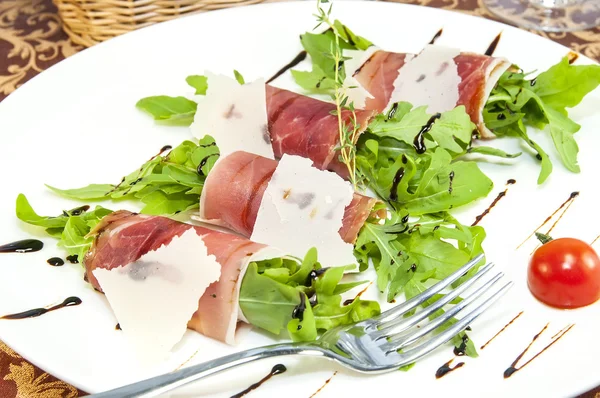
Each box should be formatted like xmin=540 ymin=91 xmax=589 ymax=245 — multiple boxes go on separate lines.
xmin=266 ymin=85 xmax=377 ymax=179
xmin=84 ymin=210 xmax=268 ymax=344
xmin=351 ymin=47 xmax=511 ymax=138
xmin=199 ymin=151 xmax=380 ymax=244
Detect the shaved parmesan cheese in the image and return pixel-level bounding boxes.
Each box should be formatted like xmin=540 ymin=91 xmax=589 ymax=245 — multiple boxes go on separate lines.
xmin=343 ymin=47 xmax=378 ymax=109
xmin=388 ymin=45 xmax=461 ymax=113
xmin=251 ymin=155 xmax=355 ymax=267
xmin=190 ymin=72 xmax=274 ymax=159
xmin=235 ymin=246 xmax=289 ymax=324
xmin=93 ymin=229 xmax=221 ymax=363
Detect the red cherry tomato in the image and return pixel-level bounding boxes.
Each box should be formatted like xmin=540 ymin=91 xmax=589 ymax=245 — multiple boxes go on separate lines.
xmin=528 ymin=238 xmax=600 ymax=309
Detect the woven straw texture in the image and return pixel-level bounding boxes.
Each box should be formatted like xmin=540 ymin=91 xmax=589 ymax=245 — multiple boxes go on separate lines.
xmin=53 ymin=0 xmax=267 ymax=46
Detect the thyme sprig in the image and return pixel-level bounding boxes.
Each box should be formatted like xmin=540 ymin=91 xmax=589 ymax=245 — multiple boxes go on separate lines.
xmin=314 ymin=0 xmax=362 ymax=189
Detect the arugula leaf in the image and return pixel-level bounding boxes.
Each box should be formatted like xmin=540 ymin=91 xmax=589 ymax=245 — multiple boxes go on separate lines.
xmin=467 ymin=146 xmax=521 ymax=158
xmin=239 ymin=248 xmax=380 ymax=342
xmin=15 ymin=194 xmax=112 ymax=262
xmin=47 ymin=136 xmax=219 ymax=216
xmin=293 ymin=21 xmax=369 ymax=94
xmin=484 ymin=58 xmax=600 ymax=182
xmin=186 ymin=75 xmax=208 ymax=95
xmin=233 ymin=70 xmax=245 ymax=85
xmin=135 ymin=96 xmax=197 ymax=125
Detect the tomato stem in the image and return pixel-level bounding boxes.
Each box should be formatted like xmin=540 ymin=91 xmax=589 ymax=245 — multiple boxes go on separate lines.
xmin=535 ymin=232 xmax=554 ymax=245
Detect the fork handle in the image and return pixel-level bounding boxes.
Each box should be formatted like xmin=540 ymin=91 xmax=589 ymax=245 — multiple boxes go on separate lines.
xmin=90 ymin=343 xmax=323 ymax=398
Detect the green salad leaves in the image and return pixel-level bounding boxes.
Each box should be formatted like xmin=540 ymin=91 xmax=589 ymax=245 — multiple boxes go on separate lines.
xmin=484 ymin=57 xmax=600 ymax=183
xmin=240 ymin=248 xmax=380 ymax=341
xmin=15 ymin=194 xmax=113 ymax=263
xmin=47 ymin=136 xmax=219 ymax=215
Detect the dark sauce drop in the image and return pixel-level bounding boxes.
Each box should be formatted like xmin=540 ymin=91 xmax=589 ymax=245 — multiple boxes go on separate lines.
xmin=435 ymin=359 xmax=465 ymax=379
xmin=530 ymin=77 xmax=537 ymax=87
xmin=388 ymin=167 xmax=405 ymax=202
xmin=448 ymin=171 xmax=455 ymax=194
xmin=504 ymin=323 xmax=573 ymax=379
xmin=401 ymin=214 xmax=410 ymax=224
xmin=69 ymin=205 xmax=90 ymax=216
xmin=484 ymin=32 xmax=502 ymax=56
xmin=567 ymin=51 xmax=579 ymax=64
xmin=47 ymin=257 xmax=64 ymax=267
xmin=453 ymin=334 xmax=469 ymax=356
xmin=231 ymin=364 xmax=287 ymax=398
xmin=428 ymin=28 xmax=443 ymax=45
xmin=481 ymin=311 xmax=523 ymax=350
xmin=292 ymin=293 xmax=307 ymax=321
xmin=160 ymin=145 xmax=173 ymax=153
xmin=472 ymin=189 xmax=507 ymax=226
xmin=196 ymin=153 xmax=219 ymax=175
xmin=507 ymin=179 xmax=516 ymax=185
xmin=115 ymin=323 xmax=122 ymax=330
xmin=266 ymin=51 xmax=307 ymax=84
xmin=306 ymin=268 xmax=328 ymax=285
xmin=1 ymin=296 xmax=82 ymax=320
xmin=497 ymin=113 xmax=506 ymax=120
xmin=66 ymin=254 xmax=79 ymax=264
xmin=517 ymin=191 xmax=579 ymax=249
xmin=353 ymin=52 xmax=376 ymax=77
xmin=387 ymin=102 xmax=399 ymax=120
xmin=0 ymin=239 xmax=44 ymax=253
xmin=414 ymin=113 xmax=441 ymax=154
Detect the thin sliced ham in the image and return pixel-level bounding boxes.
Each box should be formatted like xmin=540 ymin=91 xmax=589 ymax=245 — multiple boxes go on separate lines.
xmin=266 ymin=85 xmax=377 ymax=179
xmin=352 ymin=48 xmax=511 ymax=138
xmin=84 ymin=210 xmax=267 ymax=344
xmin=199 ymin=151 xmax=380 ymax=244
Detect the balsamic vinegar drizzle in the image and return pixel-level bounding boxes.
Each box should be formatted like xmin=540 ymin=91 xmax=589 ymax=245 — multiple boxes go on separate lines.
xmin=196 ymin=153 xmax=219 ymax=175
xmin=428 ymin=28 xmax=443 ymax=45
xmin=387 ymin=102 xmax=399 ymax=120
xmin=516 ymin=191 xmax=579 ymax=249
xmin=292 ymin=292 xmax=307 ymax=322
xmin=115 ymin=323 xmax=122 ymax=330
xmin=0 ymin=239 xmax=43 ymax=253
xmin=481 ymin=311 xmax=523 ymax=350
xmin=309 ymin=371 xmax=338 ymax=398
xmin=436 ymin=358 xmax=465 ymax=379
xmin=413 ymin=113 xmax=441 ymax=154
xmin=343 ymin=282 xmax=373 ymax=306
xmin=591 ymin=234 xmax=600 ymax=246
xmin=230 ymin=364 xmax=287 ymax=398
xmin=66 ymin=255 xmax=79 ymax=264
xmin=388 ymin=167 xmax=405 ymax=202
xmin=472 ymin=189 xmax=507 ymax=226
xmin=47 ymin=257 xmax=64 ymax=267
xmin=503 ymin=323 xmax=574 ymax=378
xmin=353 ymin=52 xmax=376 ymax=77
xmin=266 ymin=51 xmax=308 ymax=84
xmin=484 ymin=32 xmax=502 ymax=56
xmin=453 ymin=334 xmax=469 ymax=356
xmin=567 ymin=51 xmax=579 ymax=64
xmin=1 ymin=297 xmax=82 ymax=320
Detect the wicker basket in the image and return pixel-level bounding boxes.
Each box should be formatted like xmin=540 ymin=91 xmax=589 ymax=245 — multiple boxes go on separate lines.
xmin=53 ymin=0 xmax=268 ymax=47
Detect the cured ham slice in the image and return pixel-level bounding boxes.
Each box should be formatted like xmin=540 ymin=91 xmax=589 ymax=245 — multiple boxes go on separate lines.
xmin=199 ymin=151 xmax=380 ymax=244
xmin=84 ymin=210 xmax=268 ymax=344
xmin=266 ymin=85 xmax=377 ymax=179
xmin=351 ymin=47 xmax=511 ymax=138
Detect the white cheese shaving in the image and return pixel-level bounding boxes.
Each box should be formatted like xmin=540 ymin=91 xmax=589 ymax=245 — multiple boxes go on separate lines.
xmin=388 ymin=45 xmax=461 ymax=114
xmin=93 ymin=229 xmax=221 ymax=364
xmin=342 ymin=47 xmax=378 ymax=109
xmin=190 ymin=72 xmax=274 ymax=159
xmin=250 ymin=154 xmax=355 ymax=267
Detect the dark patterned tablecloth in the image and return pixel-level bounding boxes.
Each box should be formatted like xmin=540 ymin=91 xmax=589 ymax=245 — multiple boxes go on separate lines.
xmin=0 ymin=0 xmax=599 ymax=397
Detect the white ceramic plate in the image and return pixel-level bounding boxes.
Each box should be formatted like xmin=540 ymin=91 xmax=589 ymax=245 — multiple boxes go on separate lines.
xmin=0 ymin=1 xmax=599 ymax=397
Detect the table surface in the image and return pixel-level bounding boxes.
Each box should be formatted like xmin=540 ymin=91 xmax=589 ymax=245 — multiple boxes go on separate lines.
xmin=1 ymin=0 xmax=599 ymax=397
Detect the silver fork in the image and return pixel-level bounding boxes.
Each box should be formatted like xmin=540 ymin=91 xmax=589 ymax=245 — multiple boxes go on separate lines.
xmin=91 ymin=254 xmax=511 ymax=398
